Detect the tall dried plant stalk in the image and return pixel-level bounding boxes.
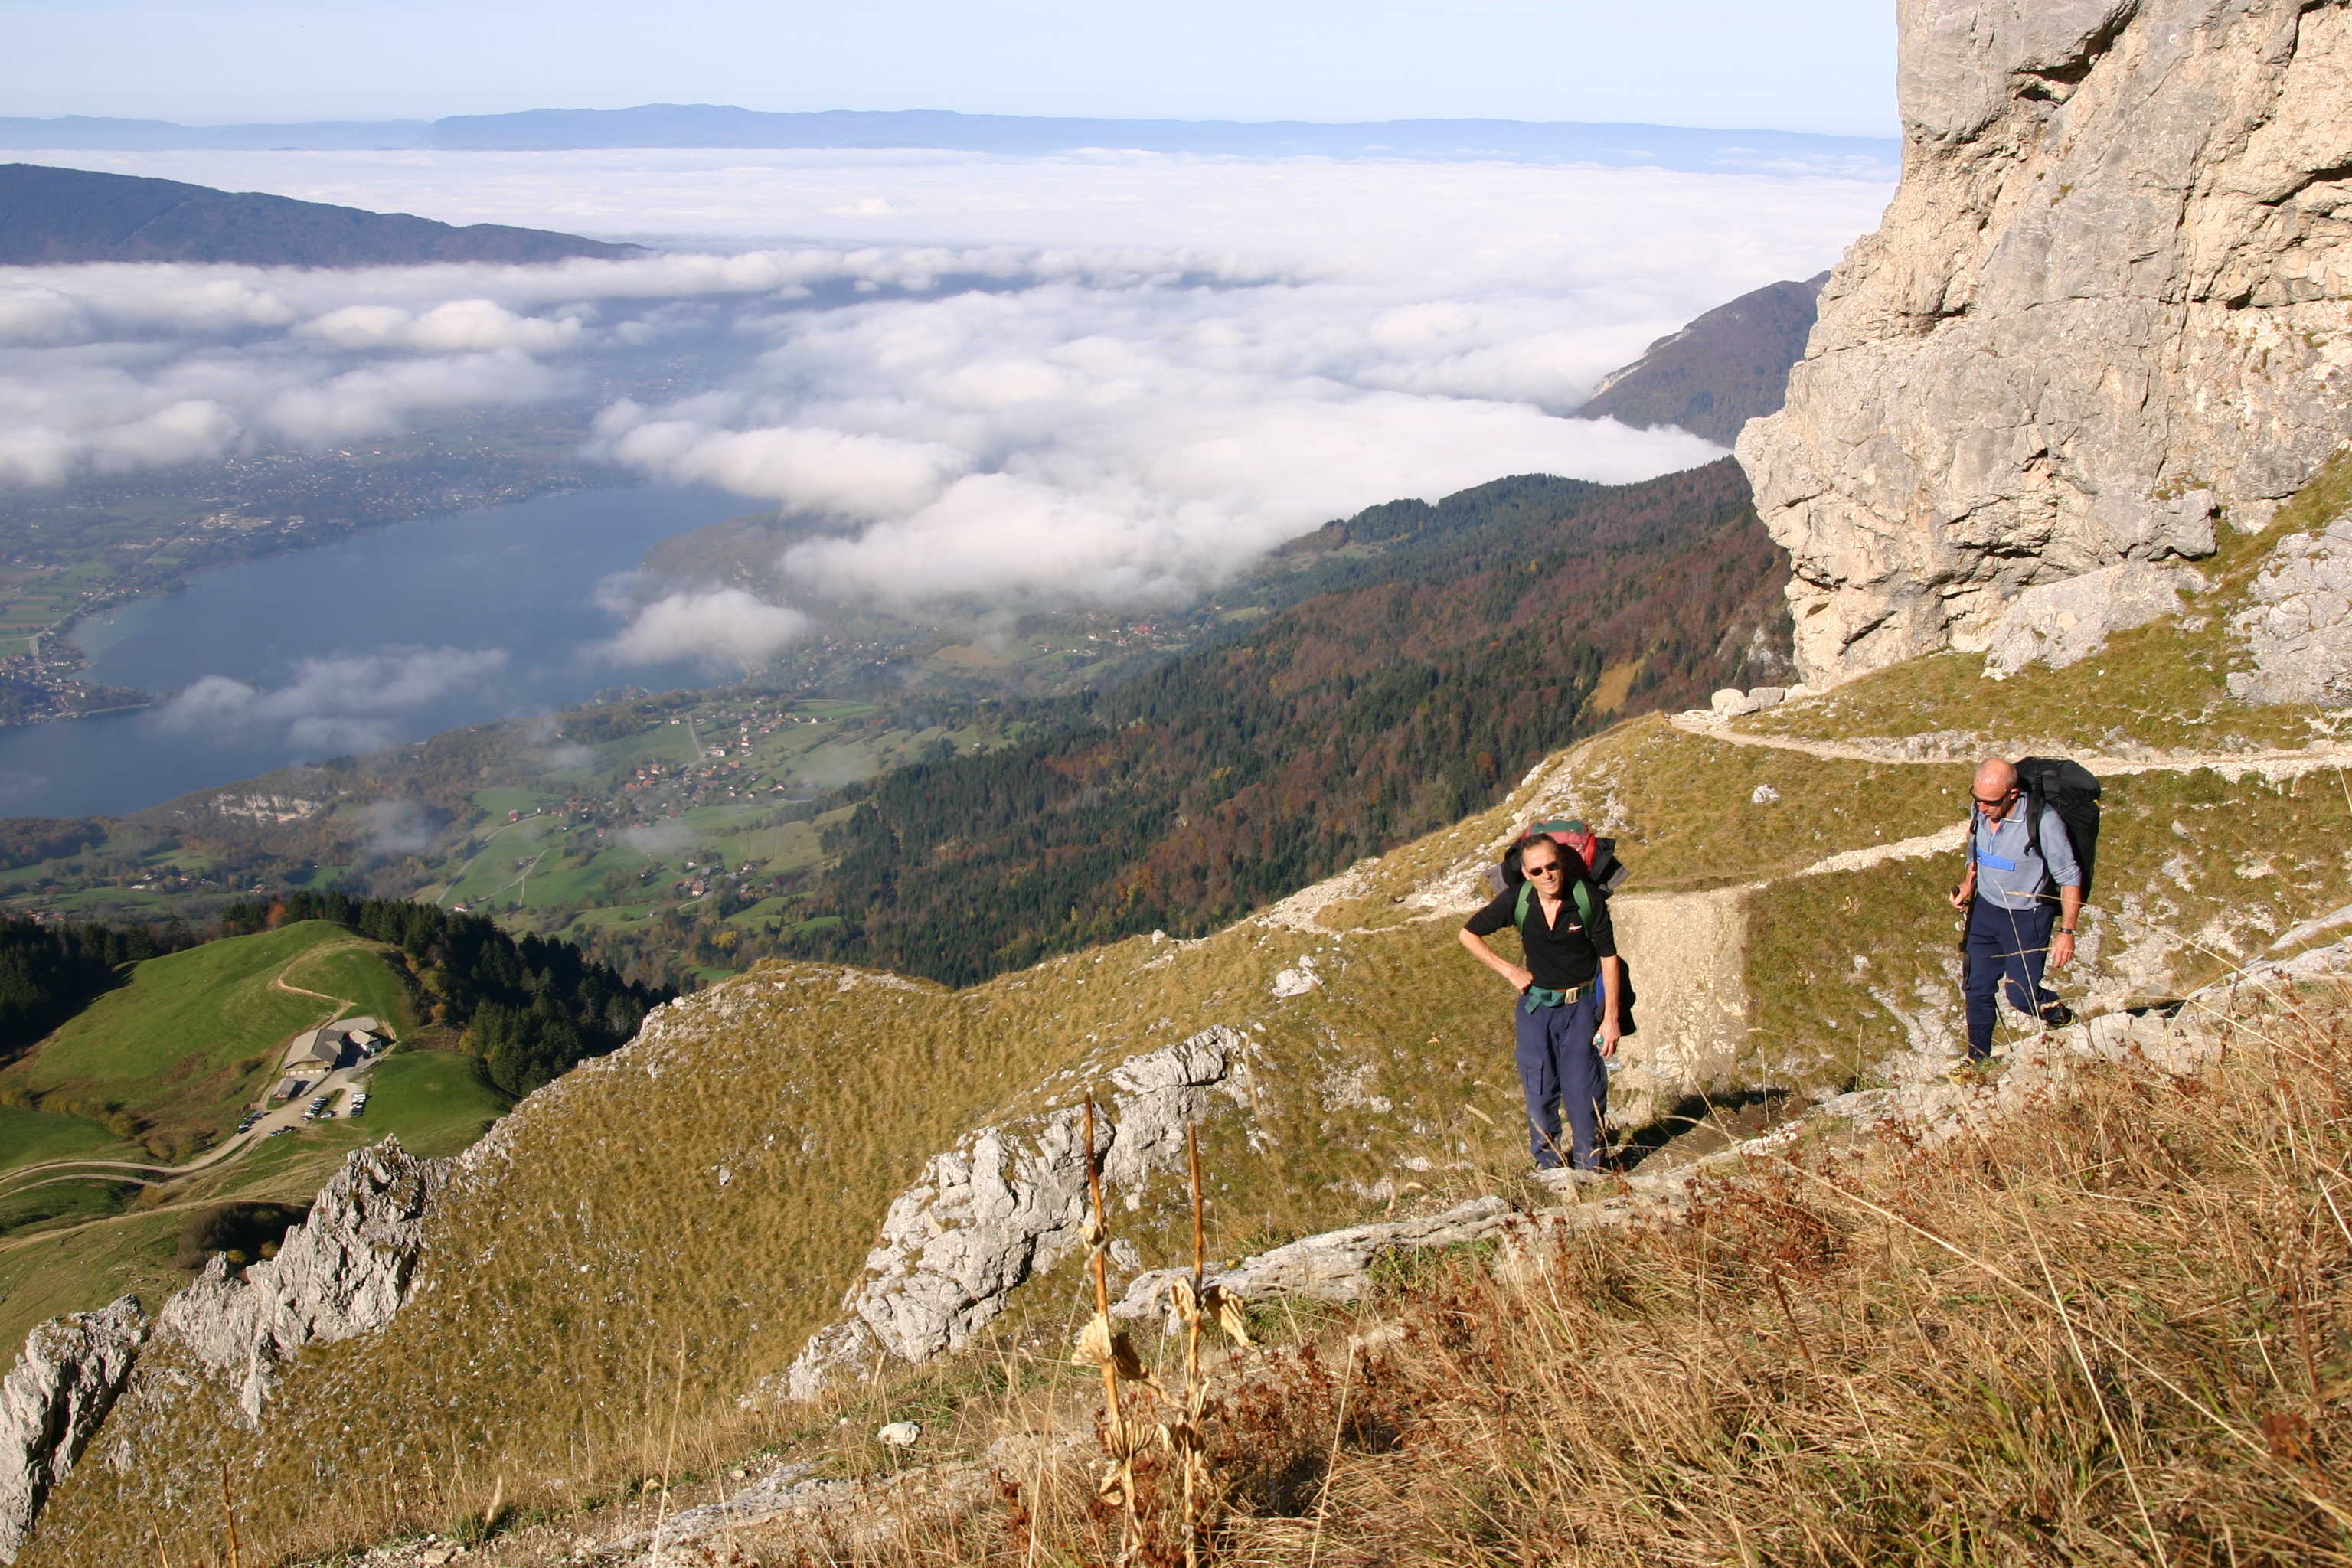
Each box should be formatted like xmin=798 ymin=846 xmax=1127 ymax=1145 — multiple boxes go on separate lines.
xmin=1076 ymin=1097 xmax=1138 ymax=1553
xmin=217 ymin=1462 xmax=242 ymax=1568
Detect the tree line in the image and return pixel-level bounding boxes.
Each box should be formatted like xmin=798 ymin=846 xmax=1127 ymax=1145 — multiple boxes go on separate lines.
xmin=0 ymin=914 xmax=196 ymax=1062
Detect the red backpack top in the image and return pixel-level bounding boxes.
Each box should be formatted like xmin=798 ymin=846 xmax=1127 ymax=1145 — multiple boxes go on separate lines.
xmin=1486 ymin=817 xmax=1628 ymax=897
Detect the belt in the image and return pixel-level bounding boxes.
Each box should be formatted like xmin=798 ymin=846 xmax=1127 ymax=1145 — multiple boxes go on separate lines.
xmin=1521 ymin=982 xmax=1589 ymax=1014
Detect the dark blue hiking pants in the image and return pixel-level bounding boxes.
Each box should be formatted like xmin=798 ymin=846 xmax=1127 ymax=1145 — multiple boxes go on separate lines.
xmin=1964 ymin=898 xmax=2057 ymax=1060
xmin=1513 ymin=987 xmax=1606 ymax=1170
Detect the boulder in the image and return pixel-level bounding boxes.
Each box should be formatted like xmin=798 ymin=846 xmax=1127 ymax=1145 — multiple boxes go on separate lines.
xmin=785 ymin=1027 xmax=1254 ymax=1393
xmin=2230 ymin=514 xmax=2352 ymax=705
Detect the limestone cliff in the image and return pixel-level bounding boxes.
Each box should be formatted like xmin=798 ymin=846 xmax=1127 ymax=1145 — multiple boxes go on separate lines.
xmin=0 ymin=1299 xmax=145 ymax=1564
xmin=0 ymin=1142 xmax=439 ymax=1562
xmin=1739 ymin=0 xmax=2352 ymax=685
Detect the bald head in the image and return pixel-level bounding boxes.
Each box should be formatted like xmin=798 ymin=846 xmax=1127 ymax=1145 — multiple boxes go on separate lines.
xmin=1974 ymin=758 xmax=2018 ymax=797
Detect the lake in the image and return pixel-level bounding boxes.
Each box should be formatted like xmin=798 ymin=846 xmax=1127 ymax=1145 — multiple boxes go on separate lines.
xmin=0 ymin=485 xmax=753 ymax=818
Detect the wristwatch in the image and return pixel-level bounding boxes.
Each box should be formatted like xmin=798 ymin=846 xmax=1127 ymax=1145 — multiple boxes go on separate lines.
xmin=2055 ymin=926 xmax=2076 ymax=936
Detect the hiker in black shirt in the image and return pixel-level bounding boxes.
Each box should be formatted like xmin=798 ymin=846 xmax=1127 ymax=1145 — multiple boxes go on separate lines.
xmin=1458 ymin=834 xmax=1624 ymax=1171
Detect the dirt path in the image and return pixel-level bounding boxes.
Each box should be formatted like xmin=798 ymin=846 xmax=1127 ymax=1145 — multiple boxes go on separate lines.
xmin=1666 ymin=712 xmax=2352 ymax=778
xmin=0 ymin=1191 xmax=230 ymax=1254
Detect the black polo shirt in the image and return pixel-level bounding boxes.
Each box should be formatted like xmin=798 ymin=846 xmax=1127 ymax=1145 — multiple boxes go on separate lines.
xmin=1463 ymin=878 xmax=1616 ymax=991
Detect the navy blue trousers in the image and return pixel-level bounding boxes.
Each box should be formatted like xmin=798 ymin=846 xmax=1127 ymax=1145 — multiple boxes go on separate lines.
xmin=1513 ymin=987 xmax=1606 ymax=1170
xmin=1964 ymin=898 xmax=2057 ymax=1058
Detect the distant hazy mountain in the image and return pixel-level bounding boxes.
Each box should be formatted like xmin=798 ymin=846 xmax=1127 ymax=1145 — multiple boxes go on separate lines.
xmin=1573 ymin=273 xmax=1829 ymax=445
xmin=0 ymin=163 xmax=642 ymax=266
xmin=0 ymin=115 xmax=430 ymax=150
xmin=0 ymin=106 xmax=1900 ymax=176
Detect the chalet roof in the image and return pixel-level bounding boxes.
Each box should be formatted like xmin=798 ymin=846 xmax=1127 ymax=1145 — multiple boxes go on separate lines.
xmin=282 ymin=1026 xmax=339 ymax=1069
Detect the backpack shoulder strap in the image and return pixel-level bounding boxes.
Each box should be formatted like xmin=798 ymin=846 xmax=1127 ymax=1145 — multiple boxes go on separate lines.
xmin=1519 ymin=877 xmax=1599 ymax=931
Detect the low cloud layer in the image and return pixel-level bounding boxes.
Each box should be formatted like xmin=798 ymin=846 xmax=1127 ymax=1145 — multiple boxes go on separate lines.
xmin=619 ymin=818 xmax=697 ymax=858
xmin=9 ymin=149 xmax=1890 ymax=618
xmin=601 ymin=586 xmax=812 ymax=670
xmin=358 ymin=797 xmax=438 ymax=858
xmin=156 ymin=646 xmax=510 ymax=754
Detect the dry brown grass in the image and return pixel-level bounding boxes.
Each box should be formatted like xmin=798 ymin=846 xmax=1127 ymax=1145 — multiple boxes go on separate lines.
xmin=759 ymin=988 xmax=2352 ymax=1568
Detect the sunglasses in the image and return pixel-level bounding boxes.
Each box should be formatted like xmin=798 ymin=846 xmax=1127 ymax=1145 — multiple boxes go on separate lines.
xmin=1971 ymin=791 xmax=2017 ymax=808
xmin=1523 ymin=861 xmax=1565 ymax=876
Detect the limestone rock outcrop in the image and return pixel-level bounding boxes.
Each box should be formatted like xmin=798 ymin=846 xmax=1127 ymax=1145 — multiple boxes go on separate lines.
xmin=154 ymin=1139 xmax=441 ymax=1423
xmin=0 ymin=1298 xmax=147 ymax=1564
xmin=1981 ymin=561 xmax=2204 ymax=677
xmin=2230 ymin=513 xmax=2352 ymax=703
xmin=783 ymin=1027 xmax=1253 ymax=1396
xmin=1739 ymin=0 xmax=2352 ymax=685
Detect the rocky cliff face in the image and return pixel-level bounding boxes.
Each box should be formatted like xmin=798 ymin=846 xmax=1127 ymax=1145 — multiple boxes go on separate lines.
xmin=1740 ymin=0 xmax=2352 ymax=685
xmin=0 ymin=1142 xmax=440 ymax=1562
xmin=0 ymin=1298 xmax=146 ymax=1564
xmin=153 ymin=1140 xmax=441 ymax=1424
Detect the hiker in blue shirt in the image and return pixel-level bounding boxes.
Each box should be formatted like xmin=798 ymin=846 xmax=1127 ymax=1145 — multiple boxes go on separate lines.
xmin=1949 ymin=757 xmax=2082 ymax=1065
xmin=1459 ymin=835 xmax=1624 ymax=1171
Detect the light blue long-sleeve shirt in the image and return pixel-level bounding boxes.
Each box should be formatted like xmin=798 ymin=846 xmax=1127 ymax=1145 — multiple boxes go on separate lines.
xmin=1971 ymin=801 xmax=2081 ymax=910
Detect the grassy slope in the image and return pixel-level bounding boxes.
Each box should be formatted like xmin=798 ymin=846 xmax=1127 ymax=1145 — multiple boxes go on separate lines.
xmin=279 ymin=941 xmax=416 ymax=1034
xmin=0 ymin=921 xmax=399 ymax=1144
xmin=0 ymin=1054 xmax=500 ymax=1354
xmin=358 ymin=1049 xmax=511 ymax=1157
xmin=0 ymin=1104 xmax=140 ymax=1175
xmin=49 ymin=668 xmax=2352 ymax=1566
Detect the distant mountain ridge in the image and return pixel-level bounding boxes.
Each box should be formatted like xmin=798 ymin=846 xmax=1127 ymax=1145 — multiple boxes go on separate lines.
xmin=1573 ymin=273 xmax=1829 ymax=444
xmin=0 ymin=106 xmax=1900 ymax=175
xmin=0 ymin=163 xmax=642 ymax=266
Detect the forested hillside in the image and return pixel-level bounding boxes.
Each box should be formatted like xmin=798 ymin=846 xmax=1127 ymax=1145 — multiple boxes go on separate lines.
xmin=785 ymin=459 xmax=1783 ymax=982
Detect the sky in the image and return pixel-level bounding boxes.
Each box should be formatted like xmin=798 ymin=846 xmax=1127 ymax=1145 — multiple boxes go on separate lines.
xmin=0 ymin=0 xmax=1900 ymax=136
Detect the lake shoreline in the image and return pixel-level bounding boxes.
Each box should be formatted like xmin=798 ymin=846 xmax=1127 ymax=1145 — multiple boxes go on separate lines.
xmin=0 ymin=485 xmax=749 ymax=819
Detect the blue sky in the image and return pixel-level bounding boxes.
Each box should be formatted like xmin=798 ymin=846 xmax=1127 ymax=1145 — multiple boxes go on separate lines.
xmin=2 ymin=0 xmax=1899 ymax=136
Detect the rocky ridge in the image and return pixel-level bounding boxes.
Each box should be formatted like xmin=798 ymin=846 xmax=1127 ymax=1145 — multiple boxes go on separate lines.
xmin=152 ymin=1140 xmax=442 ymax=1423
xmin=22 ymin=608 xmax=2352 ymax=1566
xmin=1740 ymin=0 xmax=2352 ymax=685
xmin=0 ymin=1142 xmax=442 ymax=1561
xmin=329 ymin=942 xmax=2299 ymax=1568
xmin=782 ymin=1025 xmax=1255 ymax=1396
xmin=0 ymin=1298 xmax=145 ymax=1564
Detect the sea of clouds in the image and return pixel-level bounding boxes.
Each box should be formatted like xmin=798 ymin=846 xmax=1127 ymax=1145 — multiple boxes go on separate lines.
xmin=5 ymin=148 xmax=1891 ymax=713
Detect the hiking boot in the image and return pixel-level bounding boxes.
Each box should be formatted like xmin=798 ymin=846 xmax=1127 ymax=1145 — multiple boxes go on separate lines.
xmin=2039 ymin=1002 xmax=2076 ymax=1029
xmin=1945 ymin=1056 xmax=1991 ymax=1085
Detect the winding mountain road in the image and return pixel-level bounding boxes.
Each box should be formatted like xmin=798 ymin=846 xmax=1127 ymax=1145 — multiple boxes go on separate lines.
xmin=0 ymin=939 xmax=386 ymax=1206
